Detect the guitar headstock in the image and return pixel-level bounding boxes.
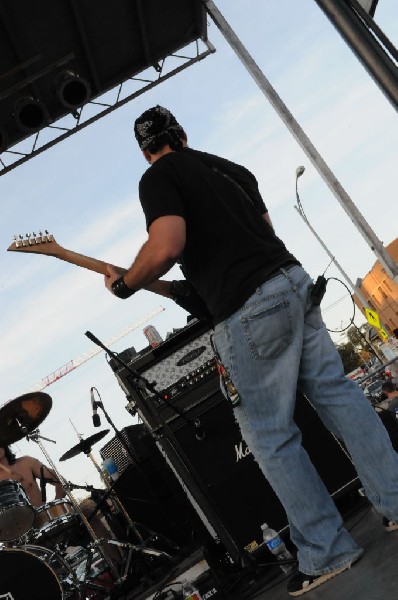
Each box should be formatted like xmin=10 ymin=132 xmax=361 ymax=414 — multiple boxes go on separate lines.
xmin=7 ymin=231 xmax=61 ymax=257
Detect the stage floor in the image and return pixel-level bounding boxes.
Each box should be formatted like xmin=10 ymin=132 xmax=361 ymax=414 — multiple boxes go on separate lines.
xmin=113 ymin=497 xmax=398 ymax=600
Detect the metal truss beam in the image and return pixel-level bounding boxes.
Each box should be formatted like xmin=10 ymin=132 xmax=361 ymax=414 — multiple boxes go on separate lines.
xmin=0 ymin=39 xmax=215 ymax=176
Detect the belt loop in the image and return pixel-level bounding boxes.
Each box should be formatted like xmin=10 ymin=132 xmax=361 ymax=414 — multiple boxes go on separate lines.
xmin=281 ymin=266 xmax=297 ymax=292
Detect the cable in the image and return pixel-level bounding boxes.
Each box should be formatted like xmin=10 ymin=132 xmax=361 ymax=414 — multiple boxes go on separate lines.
xmin=322 ymin=277 xmax=356 ymax=334
xmin=320 ymin=276 xmax=379 ymax=359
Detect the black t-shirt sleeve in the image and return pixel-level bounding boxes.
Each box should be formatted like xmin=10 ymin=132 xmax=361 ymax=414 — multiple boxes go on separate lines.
xmin=139 ymin=162 xmax=186 ymax=230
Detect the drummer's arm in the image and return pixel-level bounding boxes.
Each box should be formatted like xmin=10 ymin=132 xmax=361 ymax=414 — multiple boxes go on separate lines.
xmin=43 ymin=465 xmax=65 ymax=499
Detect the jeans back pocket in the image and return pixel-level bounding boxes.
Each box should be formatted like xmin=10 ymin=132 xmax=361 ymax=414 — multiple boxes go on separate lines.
xmin=241 ymin=299 xmax=292 ymax=360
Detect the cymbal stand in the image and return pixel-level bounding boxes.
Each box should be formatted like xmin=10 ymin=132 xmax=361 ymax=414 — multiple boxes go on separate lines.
xmin=25 ymin=428 xmax=121 ymax=588
xmin=79 ymin=420 xmax=144 ymax=546
xmin=88 ymin=393 xmax=176 ymax=581
xmin=68 ymin=418 xmax=141 ymax=545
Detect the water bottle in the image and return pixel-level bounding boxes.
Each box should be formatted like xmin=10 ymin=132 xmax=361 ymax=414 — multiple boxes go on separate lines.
xmin=181 ymin=579 xmax=202 ymax=600
xmin=261 ymin=523 xmax=294 ymax=573
xmin=102 ymin=457 xmax=119 ymax=481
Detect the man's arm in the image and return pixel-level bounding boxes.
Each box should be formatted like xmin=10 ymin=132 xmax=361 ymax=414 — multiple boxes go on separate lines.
xmin=105 ymin=215 xmax=186 ymax=293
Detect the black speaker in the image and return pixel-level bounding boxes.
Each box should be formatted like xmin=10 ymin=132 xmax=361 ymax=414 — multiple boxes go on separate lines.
xmin=107 ymin=380 xmax=358 ymax=553
xmin=112 ymin=320 xmax=359 ymax=553
xmin=154 ymin=378 xmax=358 ymax=551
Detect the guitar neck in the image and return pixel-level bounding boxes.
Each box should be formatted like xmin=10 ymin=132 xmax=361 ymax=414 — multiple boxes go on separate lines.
xmin=60 ymin=248 xmax=127 ymax=276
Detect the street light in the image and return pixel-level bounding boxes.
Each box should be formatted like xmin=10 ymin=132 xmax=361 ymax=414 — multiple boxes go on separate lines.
xmin=294 ymin=165 xmax=369 ymax=307
xmin=294 ymin=167 xmax=386 ymax=356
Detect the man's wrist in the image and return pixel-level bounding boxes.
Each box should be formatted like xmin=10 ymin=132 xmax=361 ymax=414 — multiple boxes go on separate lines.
xmin=111 ymin=276 xmax=136 ymax=299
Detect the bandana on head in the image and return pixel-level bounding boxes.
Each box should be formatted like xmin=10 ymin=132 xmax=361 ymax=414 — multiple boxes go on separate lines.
xmin=134 ymin=105 xmax=183 ymax=150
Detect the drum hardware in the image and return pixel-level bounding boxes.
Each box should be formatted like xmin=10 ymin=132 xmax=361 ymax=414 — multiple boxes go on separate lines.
xmin=0 ymin=480 xmax=35 ymax=541
xmin=0 ymin=546 xmax=63 ymax=599
xmin=0 ymin=543 xmax=113 ymax=599
xmin=0 ymin=390 xmax=174 ymax=594
xmin=28 ymin=423 xmax=172 ymax=592
xmin=60 ymin=427 xmax=146 ymax=546
xmin=31 ymin=498 xmax=79 ymax=547
xmin=60 ymin=420 xmax=179 ymax=587
xmin=59 ymin=429 xmax=111 ymax=462
xmin=24 ymin=427 xmax=120 ymax=583
xmin=0 ymin=392 xmax=52 ymax=445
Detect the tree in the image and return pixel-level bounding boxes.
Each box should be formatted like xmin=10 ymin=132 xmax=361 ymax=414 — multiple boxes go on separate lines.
xmin=336 ymin=342 xmax=363 ymax=374
xmin=346 ymin=323 xmax=382 ymax=362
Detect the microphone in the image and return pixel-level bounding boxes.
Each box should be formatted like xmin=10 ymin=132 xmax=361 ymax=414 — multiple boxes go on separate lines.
xmin=40 ymin=466 xmax=47 ymax=503
xmin=194 ymin=418 xmax=206 ymax=441
xmin=91 ymin=387 xmax=101 ymax=427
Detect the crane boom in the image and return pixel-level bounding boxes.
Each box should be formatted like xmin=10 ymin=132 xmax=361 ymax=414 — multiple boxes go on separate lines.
xmin=29 ymin=306 xmax=164 ymax=392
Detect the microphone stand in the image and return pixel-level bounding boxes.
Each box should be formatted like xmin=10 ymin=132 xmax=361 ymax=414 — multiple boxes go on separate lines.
xmin=85 ymin=330 xmax=251 ymax=569
xmin=24 ymin=428 xmax=120 ymax=583
xmin=88 ymin=393 xmax=146 ymax=545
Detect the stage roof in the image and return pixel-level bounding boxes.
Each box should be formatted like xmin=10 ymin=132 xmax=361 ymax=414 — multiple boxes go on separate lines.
xmin=0 ymin=0 xmax=211 ymax=174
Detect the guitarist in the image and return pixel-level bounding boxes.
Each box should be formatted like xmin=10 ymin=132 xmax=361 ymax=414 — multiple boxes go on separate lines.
xmin=103 ymin=105 xmax=398 ymax=597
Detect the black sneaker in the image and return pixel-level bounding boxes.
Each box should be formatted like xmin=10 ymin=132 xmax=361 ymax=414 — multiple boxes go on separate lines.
xmin=383 ymin=516 xmax=398 ymax=532
xmin=287 ymin=564 xmax=351 ymax=596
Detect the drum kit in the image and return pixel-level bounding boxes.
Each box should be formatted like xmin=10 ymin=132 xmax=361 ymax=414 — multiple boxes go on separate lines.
xmin=0 ymin=392 xmax=172 ymax=599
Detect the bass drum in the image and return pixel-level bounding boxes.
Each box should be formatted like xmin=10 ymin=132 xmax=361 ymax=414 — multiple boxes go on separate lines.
xmin=0 ymin=547 xmax=62 ymax=599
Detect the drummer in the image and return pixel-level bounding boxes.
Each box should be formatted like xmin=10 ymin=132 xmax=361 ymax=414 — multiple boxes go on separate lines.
xmin=0 ymin=445 xmax=121 ymax=562
xmin=0 ymin=445 xmax=64 ymax=507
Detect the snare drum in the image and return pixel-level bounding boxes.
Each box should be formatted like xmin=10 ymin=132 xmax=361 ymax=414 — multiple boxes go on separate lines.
xmin=0 ymin=546 xmax=62 ymax=599
xmin=33 ymin=498 xmax=78 ymax=545
xmin=0 ymin=480 xmax=35 ymax=541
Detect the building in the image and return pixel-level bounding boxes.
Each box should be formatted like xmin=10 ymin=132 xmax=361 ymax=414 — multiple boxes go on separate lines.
xmin=354 ymin=238 xmax=398 ymax=337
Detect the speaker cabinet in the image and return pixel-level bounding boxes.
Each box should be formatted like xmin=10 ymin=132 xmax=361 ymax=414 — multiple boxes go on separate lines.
xmin=157 ymin=380 xmax=358 ymax=550
xmin=107 ymin=376 xmax=358 ymax=552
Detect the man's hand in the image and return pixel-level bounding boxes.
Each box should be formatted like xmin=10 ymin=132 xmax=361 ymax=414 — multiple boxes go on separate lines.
xmin=104 ymin=264 xmax=123 ymax=294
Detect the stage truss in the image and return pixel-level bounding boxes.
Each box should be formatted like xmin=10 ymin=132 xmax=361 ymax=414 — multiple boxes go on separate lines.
xmin=0 ymin=38 xmax=215 ymax=176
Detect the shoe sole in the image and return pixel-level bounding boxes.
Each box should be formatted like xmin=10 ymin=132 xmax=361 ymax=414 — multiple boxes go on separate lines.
xmin=288 ymin=564 xmax=351 ymax=597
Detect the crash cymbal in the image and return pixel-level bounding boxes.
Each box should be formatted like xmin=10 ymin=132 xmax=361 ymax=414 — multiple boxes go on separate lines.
xmin=0 ymin=392 xmax=52 ymax=445
xmin=59 ymin=429 xmax=110 ymax=461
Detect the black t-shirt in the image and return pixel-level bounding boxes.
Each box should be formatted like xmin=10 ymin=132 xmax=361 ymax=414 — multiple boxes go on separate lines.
xmin=139 ymin=148 xmax=299 ymax=324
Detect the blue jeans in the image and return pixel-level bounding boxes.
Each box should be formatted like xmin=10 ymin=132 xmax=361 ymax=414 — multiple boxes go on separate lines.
xmin=214 ymin=265 xmax=398 ymax=576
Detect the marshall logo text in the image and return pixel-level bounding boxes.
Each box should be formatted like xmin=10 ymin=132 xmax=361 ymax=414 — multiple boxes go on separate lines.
xmin=235 ymin=441 xmax=251 ymax=462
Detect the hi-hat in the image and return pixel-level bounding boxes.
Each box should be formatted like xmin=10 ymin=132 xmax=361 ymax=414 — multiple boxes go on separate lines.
xmin=59 ymin=429 xmax=110 ymax=461
xmin=0 ymin=392 xmax=52 ymax=445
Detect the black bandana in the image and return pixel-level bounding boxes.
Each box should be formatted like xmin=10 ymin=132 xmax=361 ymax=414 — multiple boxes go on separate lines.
xmin=134 ymin=105 xmax=183 ymax=150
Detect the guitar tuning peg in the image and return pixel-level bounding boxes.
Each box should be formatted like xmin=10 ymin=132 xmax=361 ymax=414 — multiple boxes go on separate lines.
xmin=19 ymin=234 xmax=23 ymax=240
xmin=32 ymin=231 xmax=36 ymax=237
xmin=26 ymin=233 xmax=31 ymax=238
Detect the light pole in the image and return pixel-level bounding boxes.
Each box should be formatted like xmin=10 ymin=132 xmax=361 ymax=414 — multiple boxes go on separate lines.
xmin=294 ymin=167 xmax=386 ymax=359
xmin=201 ymin=0 xmax=398 ymax=281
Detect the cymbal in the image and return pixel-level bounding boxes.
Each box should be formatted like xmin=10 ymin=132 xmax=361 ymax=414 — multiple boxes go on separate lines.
xmin=59 ymin=429 xmax=110 ymax=461
xmin=0 ymin=392 xmax=52 ymax=445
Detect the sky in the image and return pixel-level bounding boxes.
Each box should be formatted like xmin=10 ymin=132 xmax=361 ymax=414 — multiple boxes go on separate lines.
xmin=0 ymin=0 xmax=397 ymax=499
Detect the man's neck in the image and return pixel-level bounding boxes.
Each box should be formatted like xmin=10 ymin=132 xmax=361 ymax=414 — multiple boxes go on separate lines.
xmin=149 ymin=140 xmax=188 ymax=164
xmin=151 ymin=145 xmax=174 ymax=164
